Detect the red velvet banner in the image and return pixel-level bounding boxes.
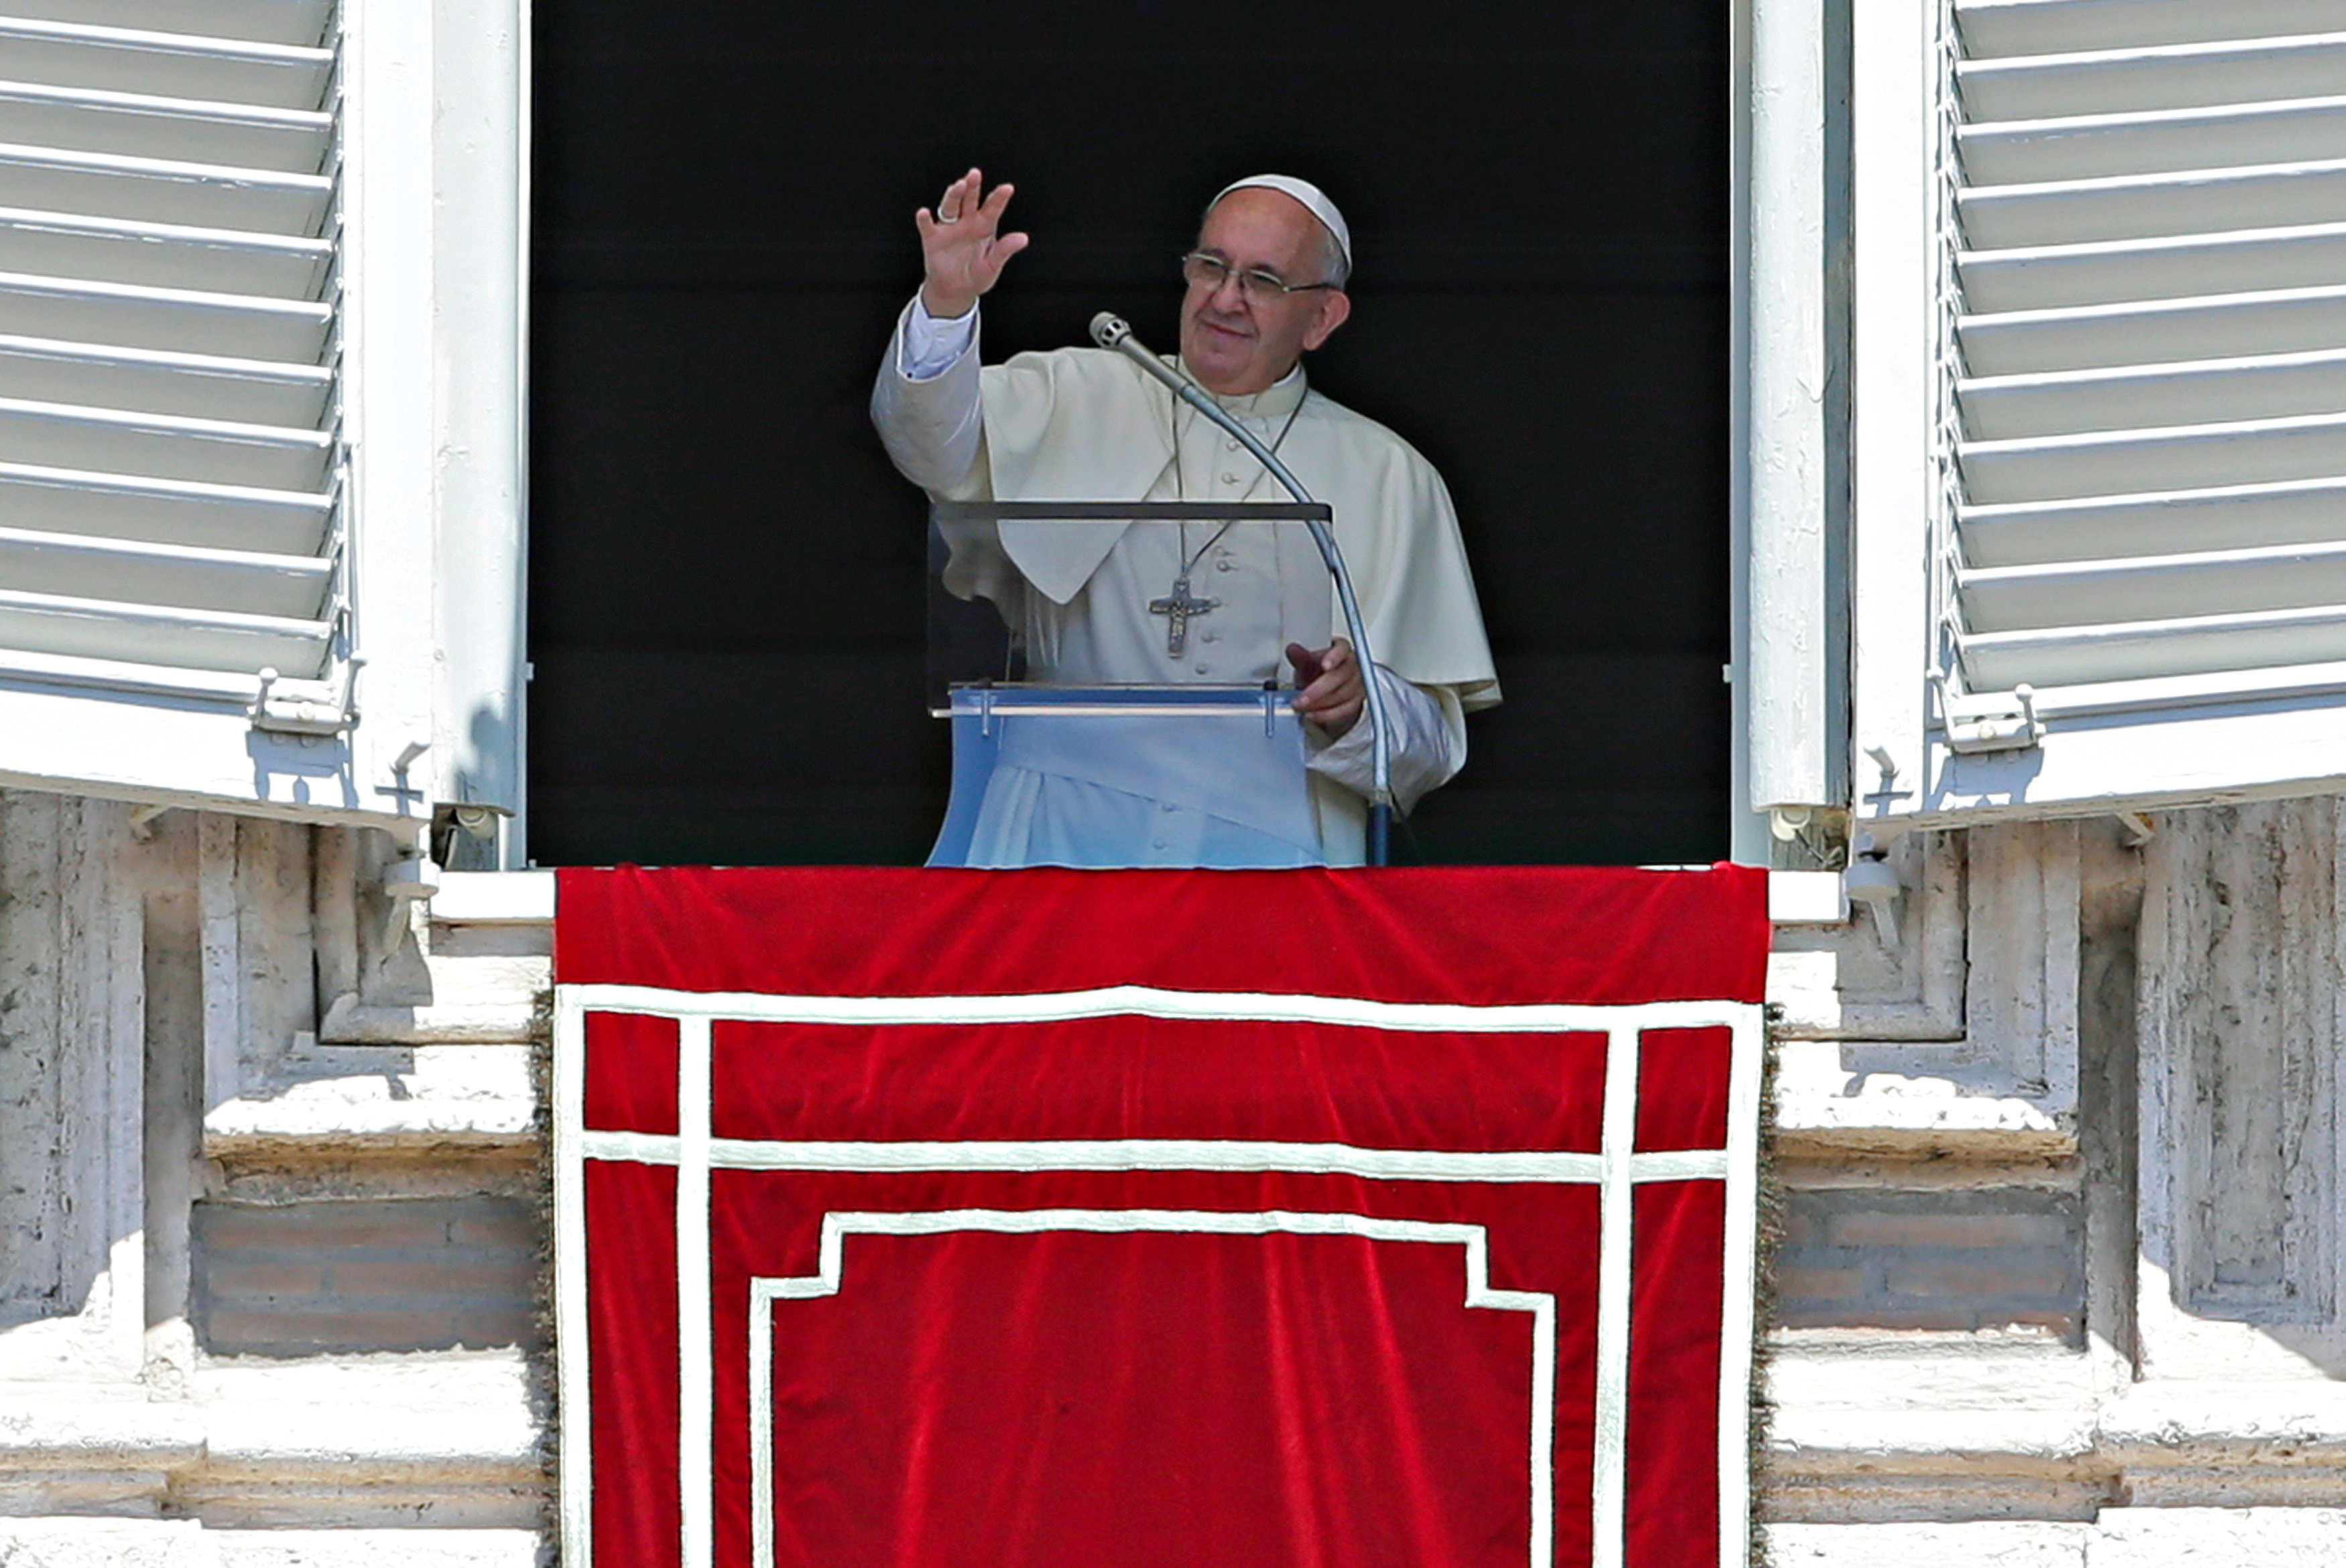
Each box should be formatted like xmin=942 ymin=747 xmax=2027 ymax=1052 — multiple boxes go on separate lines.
xmin=554 ymin=866 xmax=1768 ymax=1568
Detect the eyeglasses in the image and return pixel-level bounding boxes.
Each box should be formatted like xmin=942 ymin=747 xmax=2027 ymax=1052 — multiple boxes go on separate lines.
xmin=1180 ymin=251 xmax=1340 ymax=303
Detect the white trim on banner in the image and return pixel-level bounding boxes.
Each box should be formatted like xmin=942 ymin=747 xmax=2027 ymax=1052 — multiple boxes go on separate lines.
xmin=678 ymin=1015 xmax=714 ymax=1568
xmin=564 ymin=980 xmax=1750 ymax=1035
xmin=1593 ymin=1023 xmax=1642 ymax=1568
xmin=552 ymin=985 xmax=596 ymax=1568
xmin=747 ymin=1210 xmax=1556 ymax=1568
xmin=577 ymin=1130 xmax=1733 ymax=1185
xmin=551 ymin=983 xmax=1765 ymax=1568
xmin=1719 ymin=1006 xmax=1766 ymax=1563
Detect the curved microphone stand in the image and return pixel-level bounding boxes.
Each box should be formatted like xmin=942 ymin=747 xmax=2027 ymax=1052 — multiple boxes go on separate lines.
xmin=1089 ymin=312 xmax=1395 ymax=865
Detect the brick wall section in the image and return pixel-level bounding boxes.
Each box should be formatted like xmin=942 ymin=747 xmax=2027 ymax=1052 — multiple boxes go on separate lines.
xmin=193 ymin=1197 xmax=542 ymax=1356
xmin=1772 ymin=1186 xmax=2085 ymax=1338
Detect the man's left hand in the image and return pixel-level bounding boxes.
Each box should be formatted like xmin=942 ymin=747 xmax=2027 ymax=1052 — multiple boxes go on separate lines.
xmin=1287 ymin=639 xmax=1365 ymax=737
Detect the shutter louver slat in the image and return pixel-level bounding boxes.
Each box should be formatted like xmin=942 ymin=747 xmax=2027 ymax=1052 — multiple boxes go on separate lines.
xmin=1960 ymin=34 xmax=2346 ymax=120
xmin=0 ymin=521 xmax=326 ymax=613
xmin=1962 ymin=413 xmax=2346 ymax=503
xmin=1959 ymin=225 xmax=2346 ymax=312
xmin=1944 ymin=0 xmax=2346 ymax=704
xmin=0 ymin=2 xmax=328 ymax=50
xmin=1959 ymin=346 xmax=2346 ymax=438
xmin=1961 ymin=604 xmax=2346 ymax=690
xmin=0 ymin=333 xmax=330 ymax=424
xmin=0 ymin=81 xmax=330 ymax=171
xmin=0 ymin=3 xmax=338 ymax=685
xmin=0 ymin=584 xmax=327 ymax=667
xmin=1960 ymin=96 xmax=2346 ymax=184
xmin=1961 ymin=539 xmax=2346 ymax=629
xmin=0 ymin=143 xmax=332 ymax=232
xmin=1959 ymin=160 xmax=2346 ymax=249
xmin=0 ymin=460 xmax=326 ymax=551
xmin=0 ymin=271 xmax=330 ymax=356
xmin=0 ymin=394 xmax=330 ymax=486
xmin=1959 ymin=478 xmax=2346 ymax=566
xmin=0 ymin=208 xmax=330 ymax=296
xmin=1960 ymin=288 xmax=2346 ymax=374
xmin=1959 ymin=0 xmax=2336 ymax=58
xmin=0 ymin=21 xmax=331 ymax=109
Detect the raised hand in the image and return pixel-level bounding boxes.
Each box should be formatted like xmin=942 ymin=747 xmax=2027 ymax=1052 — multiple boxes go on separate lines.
xmin=917 ymin=168 xmax=1030 ymax=320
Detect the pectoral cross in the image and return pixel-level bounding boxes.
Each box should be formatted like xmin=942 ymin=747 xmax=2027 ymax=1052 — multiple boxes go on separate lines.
xmin=1148 ymin=575 xmax=1220 ymax=656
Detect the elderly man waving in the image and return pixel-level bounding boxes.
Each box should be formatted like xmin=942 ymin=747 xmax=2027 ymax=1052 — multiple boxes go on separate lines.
xmin=875 ymin=168 xmax=1499 ymax=868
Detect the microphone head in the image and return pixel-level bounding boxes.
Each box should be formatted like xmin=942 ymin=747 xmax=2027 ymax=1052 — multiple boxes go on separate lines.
xmin=1089 ymin=312 xmax=1130 ymax=349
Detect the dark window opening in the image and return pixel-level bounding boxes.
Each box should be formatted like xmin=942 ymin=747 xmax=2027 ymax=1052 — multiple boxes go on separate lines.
xmin=529 ymin=8 xmax=1728 ymax=866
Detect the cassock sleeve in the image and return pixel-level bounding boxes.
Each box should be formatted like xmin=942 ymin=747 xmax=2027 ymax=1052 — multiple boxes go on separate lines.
xmin=1304 ymin=669 xmax=1465 ymax=813
xmin=1345 ymin=442 xmax=1502 ymax=714
xmin=871 ymin=297 xmax=990 ymax=500
xmin=873 ymin=298 xmax=1036 ymax=609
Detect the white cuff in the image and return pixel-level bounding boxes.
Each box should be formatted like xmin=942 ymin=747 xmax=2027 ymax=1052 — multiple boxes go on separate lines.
xmin=1304 ymin=666 xmax=1463 ymax=813
xmin=899 ymin=296 xmax=978 ymax=381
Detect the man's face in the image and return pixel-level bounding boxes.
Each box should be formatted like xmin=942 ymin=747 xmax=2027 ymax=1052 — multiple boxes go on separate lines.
xmin=1178 ymin=188 xmax=1351 ymax=397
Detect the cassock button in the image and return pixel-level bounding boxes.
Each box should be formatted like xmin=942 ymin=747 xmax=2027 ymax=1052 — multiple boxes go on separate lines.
xmin=1225 ymin=438 xmax=1240 ymax=450
xmin=1220 ymin=472 xmax=1239 ymax=484
xmin=1194 ymin=662 xmax=1210 ymax=674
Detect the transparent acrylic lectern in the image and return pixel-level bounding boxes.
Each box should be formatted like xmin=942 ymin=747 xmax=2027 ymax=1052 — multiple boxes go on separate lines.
xmin=926 ymin=501 xmax=1340 ymax=869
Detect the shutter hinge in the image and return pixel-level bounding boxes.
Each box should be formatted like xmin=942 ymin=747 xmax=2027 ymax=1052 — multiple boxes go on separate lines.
xmin=1936 ymin=679 xmax=2042 ymax=755
xmin=249 ymin=657 xmax=364 ymax=738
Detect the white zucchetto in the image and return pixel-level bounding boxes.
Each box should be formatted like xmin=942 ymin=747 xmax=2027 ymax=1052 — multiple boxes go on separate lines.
xmin=1211 ymin=174 xmax=1352 ymax=279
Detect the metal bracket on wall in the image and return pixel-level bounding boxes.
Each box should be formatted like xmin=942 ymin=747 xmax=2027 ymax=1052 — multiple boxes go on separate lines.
xmin=249 ymin=657 xmax=365 ymax=738
xmin=1936 ymin=678 xmax=2043 ymax=755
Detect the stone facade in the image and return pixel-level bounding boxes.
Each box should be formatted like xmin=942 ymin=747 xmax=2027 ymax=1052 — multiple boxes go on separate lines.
xmin=0 ymin=793 xmax=545 ymax=1566
xmin=4 ymin=788 xmax=2345 ymax=1562
xmin=1769 ymin=804 xmax=2346 ymax=1563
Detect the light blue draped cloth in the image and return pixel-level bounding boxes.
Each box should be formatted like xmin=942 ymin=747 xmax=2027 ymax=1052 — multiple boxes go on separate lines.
xmin=930 ymin=691 xmax=1324 ymax=869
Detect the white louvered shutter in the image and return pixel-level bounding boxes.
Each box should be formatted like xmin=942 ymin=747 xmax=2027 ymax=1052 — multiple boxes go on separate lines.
xmin=1849 ymin=0 xmax=2346 ymax=824
xmin=0 ymin=0 xmax=525 ymax=831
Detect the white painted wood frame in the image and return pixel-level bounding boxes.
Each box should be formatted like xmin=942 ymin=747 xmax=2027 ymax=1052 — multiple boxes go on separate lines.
xmin=1849 ymin=0 xmax=2346 ymax=828
xmin=0 ymin=0 xmax=525 ymax=834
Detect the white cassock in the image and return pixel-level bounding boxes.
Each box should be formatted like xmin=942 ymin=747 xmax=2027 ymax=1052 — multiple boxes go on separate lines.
xmin=873 ymin=299 xmax=1500 ymax=867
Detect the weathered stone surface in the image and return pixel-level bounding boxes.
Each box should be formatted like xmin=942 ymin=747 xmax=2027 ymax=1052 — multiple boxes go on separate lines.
xmin=1767 ymin=1520 xmax=2090 ymax=1565
xmin=2146 ymin=801 xmax=2336 ymax=1325
xmin=2089 ymin=1506 xmax=2346 ymax=1565
xmin=2136 ymin=800 xmax=2346 ymax=1381
xmin=194 ymin=1197 xmax=543 ymax=1356
xmin=1774 ymin=1184 xmax=2085 ymax=1335
xmin=1 ymin=791 xmax=68 ymax=1324
xmin=210 ymin=1531 xmax=542 ymax=1567
xmin=13 ymin=789 xmax=2346 ymax=1558
xmin=0 ymin=795 xmax=144 ymax=1383
xmin=0 ymin=1520 xmax=213 ymax=1568
xmin=1771 ymin=822 xmax=2089 ymax=1157
xmin=0 ymin=1524 xmax=546 ymax=1568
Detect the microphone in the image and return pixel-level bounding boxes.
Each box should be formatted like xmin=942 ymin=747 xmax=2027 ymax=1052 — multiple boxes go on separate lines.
xmin=1089 ymin=312 xmax=1209 ymax=408
xmin=1085 ymin=310 xmax=1398 ymax=854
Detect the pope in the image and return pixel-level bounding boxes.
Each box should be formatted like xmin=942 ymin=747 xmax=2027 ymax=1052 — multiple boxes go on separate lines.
xmin=875 ymin=168 xmax=1499 ymax=867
